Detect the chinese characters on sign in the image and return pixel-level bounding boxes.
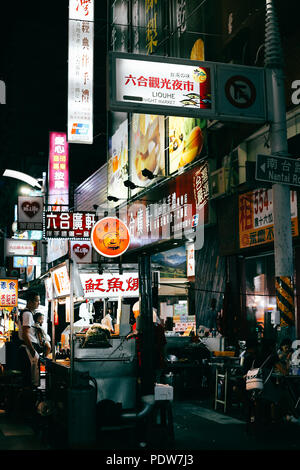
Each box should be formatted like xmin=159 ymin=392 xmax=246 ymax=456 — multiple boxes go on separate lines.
xmin=256 ymin=153 xmax=300 ymax=187
xmin=69 ymin=0 xmax=94 ymax=20
xmin=80 ymin=273 xmax=139 ymax=298
xmin=44 ymin=211 xmax=96 ymax=239
xmin=48 ymin=132 xmax=69 ymax=209
xmin=239 ymin=188 xmax=298 ymax=249
xmin=145 ymin=0 xmax=159 ymax=54
xmin=115 ymin=56 xmax=211 ymax=110
xmin=51 ymin=264 xmax=70 ymax=298
xmin=120 ymin=162 xmax=209 ymax=250
xmin=68 ymin=0 xmax=94 ymax=144
xmin=5 ymin=240 xmax=38 ymax=257
xmin=0 ymin=279 xmax=18 ymax=307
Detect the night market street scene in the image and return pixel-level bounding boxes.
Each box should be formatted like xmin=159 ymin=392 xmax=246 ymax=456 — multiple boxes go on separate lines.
xmin=1 ymin=0 xmax=300 ymax=460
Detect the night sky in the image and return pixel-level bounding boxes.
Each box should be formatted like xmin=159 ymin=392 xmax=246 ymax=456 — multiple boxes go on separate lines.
xmin=0 ymin=1 xmax=107 ymax=230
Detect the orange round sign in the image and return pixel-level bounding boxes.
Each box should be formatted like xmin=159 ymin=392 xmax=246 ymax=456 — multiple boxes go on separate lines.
xmin=91 ymin=217 xmax=130 ymax=258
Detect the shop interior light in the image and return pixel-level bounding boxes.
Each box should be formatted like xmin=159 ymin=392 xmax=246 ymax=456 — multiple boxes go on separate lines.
xmin=123 ymin=180 xmax=144 ymax=190
xmin=2 ymin=169 xmax=42 ymax=189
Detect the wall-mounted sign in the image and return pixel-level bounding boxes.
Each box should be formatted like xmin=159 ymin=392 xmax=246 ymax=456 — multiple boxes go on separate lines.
xmin=239 ymin=189 xmax=298 ymax=249
xmin=5 ymin=239 xmax=38 ymax=257
xmin=44 ymin=211 xmax=96 ymax=239
xmin=51 ymin=264 xmax=70 ymax=298
xmin=68 ymin=0 xmax=94 ymax=144
xmin=110 ymin=52 xmax=213 ymax=118
xmin=69 ymin=0 xmax=94 ymax=21
xmin=17 ymin=196 xmax=44 ymax=231
xmin=109 ymin=52 xmax=267 ymax=123
xmin=70 ymin=240 xmax=92 ymax=264
xmin=0 ymin=279 xmax=18 ymax=307
xmin=80 ymin=272 xmax=139 ymax=298
xmin=91 ymin=217 xmax=131 ymax=258
xmin=48 ymin=132 xmax=69 ymax=209
xmin=120 ymin=161 xmax=209 ymax=251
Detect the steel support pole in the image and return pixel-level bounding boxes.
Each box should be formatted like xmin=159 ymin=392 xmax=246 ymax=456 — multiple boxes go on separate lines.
xmin=265 ymin=0 xmax=295 ymax=336
xmin=138 ymin=253 xmax=155 ymax=396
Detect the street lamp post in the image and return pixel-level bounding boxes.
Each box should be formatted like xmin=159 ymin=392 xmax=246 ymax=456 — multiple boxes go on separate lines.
xmin=265 ymin=0 xmax=295 ymax=338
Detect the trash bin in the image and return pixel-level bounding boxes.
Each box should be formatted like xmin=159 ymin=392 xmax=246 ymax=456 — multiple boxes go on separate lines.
xmin=68 ymin=373 xmax=97 ymax=448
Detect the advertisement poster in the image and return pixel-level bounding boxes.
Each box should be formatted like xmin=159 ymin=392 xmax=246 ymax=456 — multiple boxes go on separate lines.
xmin=107 ymin=119 xmax=128 ymax=200
xmin=239 ymin=189 xmax=298 ymax=249
xmin=68 ymin=0 xmax=94 ymax=144
xmin=151 ymin=245 xmax=187 ymax=278
xmin=48 ymin=132 xmax=69 ymax=209
xmin=130 ymin=114 xmax=165 ymax=194
xmin=168 ymin=116 xmax=206 ymax=174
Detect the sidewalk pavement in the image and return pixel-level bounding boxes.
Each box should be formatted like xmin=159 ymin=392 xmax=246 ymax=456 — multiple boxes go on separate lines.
xmin=1 ymin=397 xmax=300 ymax=453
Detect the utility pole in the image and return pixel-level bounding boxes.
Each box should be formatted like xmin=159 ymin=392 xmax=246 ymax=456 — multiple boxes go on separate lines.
xmin=265 ymin=0 xmax=295 ymax=338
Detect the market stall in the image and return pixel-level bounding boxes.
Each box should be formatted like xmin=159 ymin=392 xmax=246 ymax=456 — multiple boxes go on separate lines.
xmin=44 ymin=260 xmax=140 ymax=413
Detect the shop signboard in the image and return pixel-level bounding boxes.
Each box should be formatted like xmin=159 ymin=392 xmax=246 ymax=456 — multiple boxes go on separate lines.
xmin=0 ymin=279 xmax=18 ymax=308
xmin=17 ymin=196 xmax=44 ymax=231
xmin=91 ymin=217 xmax=131 ymax=258
xmin=239 ymin=188 xmax=298 ymax=249
xmin=48 ymin=132 xmax=69 ymax=209
xmin=5 ymin=239 xmax=39 ymax=257
xmin=80 ymin=272 xmax=139 ymax=298
xmin=120 ymin=161 xmax=209 ymax=251
xmin=109 ymin=52 xmax=267 ymax=123
xmin=70 ymin=240 xmax=92 ymax=264
xmin=68 ymin=0 xmax=94 ymax=144
xmin=43 ymin=211 xmax=96 ymax=240
xmin=51 ymin=263 xmax=70 ymax=298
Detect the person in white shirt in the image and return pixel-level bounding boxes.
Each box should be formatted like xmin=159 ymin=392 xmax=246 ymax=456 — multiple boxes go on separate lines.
xmin=18 ymin=290 xmax=41 ymax=387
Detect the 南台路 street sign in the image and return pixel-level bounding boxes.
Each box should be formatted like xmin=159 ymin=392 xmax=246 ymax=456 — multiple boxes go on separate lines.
xmin=256 ymin=153 xmax=300 ymax=187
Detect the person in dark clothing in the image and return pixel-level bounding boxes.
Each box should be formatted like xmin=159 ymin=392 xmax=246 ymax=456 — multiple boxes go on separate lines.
xmin=18 ymin=291 xmax=41 ymax=388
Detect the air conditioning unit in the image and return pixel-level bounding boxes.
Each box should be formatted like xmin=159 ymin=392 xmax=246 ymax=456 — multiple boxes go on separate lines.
xmin=209 ymin=167 xmax=229 ymax=198
xmin=223 ymin=143 xmax=247 ymax=188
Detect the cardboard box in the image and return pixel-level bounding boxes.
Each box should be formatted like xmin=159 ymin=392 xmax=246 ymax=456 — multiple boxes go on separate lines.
xmin=154 ymin=384 xmax=174 ymax=401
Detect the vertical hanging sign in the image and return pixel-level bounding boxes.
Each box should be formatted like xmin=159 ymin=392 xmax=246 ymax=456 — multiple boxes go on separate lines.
xmin=48 ymin=132 xmax=69 ymax=210
xmin=68 ymin=0 xmax=94 ymax=144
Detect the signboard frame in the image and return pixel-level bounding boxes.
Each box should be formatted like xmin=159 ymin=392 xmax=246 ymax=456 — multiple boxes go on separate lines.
xmin=256 ymin=153 xmax=300 ymax=187
xmin=109 ymin=52 xmax=267 ymax=123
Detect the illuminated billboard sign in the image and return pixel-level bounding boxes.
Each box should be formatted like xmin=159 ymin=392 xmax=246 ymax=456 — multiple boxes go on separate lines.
xmin=48 ymin=132 xmax=69 ymax=209
xmin=43 ymin=211 xmax=96 ymax=240
xmin=68 ymin=0 xmax=94 ymax=144
xmin=109 ymin=52 xmax=267 ymax=123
